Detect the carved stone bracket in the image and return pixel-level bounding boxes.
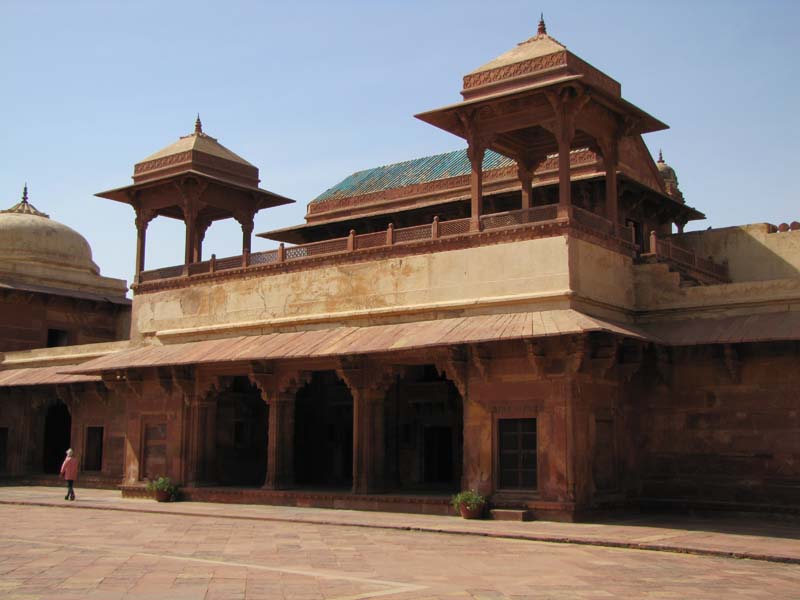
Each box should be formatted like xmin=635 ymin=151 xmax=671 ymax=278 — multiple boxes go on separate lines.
xmin=336 ymin=356 xmax=403 ymax=401
xmin=618 ymin=340 xmax=645 ymax=382
xmin=134 ymin=206 xmax=157 ymax=232
xmin=589 ymin=335 xmax=619 ymax=378
xmin=723 ymin=344 xmax=741 ymax=384
xmin=55 ymin=385 xmax=77 ymax=410
xmin=434 ymin=346 xmax=468 ymax=399
xmin=524 ymin=339 xmax=547 ymax=378
xmin=469 ymin=344 xmax=492 ymax=383
xmin=565 ymin=334 xmax=588 ymax=375
xmin=102 ymin=369 xmax=143 ymax=397
xmin=654 ymin=345 xmax=673 ymax=387
xmin=197 ymin=373 xmax=223 ymax=402
xmin=248 ymin=361 xmax=310 ymax=404
xmin=543 ymin=84 xmax=590 ymax=144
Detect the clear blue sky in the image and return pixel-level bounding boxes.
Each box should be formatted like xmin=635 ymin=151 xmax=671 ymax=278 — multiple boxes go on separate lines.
xmin=1 ymin=0 xmax=798 ymax=285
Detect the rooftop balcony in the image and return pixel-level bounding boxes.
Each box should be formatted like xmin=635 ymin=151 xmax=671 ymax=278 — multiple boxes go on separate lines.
xmin=135 ymin=204 xmax=728 ymax=291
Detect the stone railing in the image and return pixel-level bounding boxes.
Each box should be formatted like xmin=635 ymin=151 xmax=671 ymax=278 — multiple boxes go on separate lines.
xmin=646 ymin=231 xmax=730 ymax=284
xmin=137 ymin=204 xmax=631 ymax=285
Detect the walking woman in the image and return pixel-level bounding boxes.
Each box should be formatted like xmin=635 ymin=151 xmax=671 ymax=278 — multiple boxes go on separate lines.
xmin=60 ymin=448 xmax=78 ymax=501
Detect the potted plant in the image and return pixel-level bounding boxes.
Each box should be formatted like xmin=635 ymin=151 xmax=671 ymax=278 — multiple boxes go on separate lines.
xmin=451 ymin=490 xmax=486 ymax=519
xmin=146 ymin=476 xmax=179 ymax=502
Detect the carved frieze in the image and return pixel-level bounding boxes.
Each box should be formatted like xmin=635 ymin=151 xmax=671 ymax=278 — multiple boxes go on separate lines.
xmin=462 ymin=51 xmax=568 ymax=91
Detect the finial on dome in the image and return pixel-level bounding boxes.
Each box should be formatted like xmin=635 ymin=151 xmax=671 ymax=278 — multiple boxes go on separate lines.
xmin=538 ymin=13 xmax=547 ymax=35
xmin=658 ymin=149 xmax=664 ymax=163
xmin=2 ymin=183 xmax=49 ymax=217
xmin=195 ymin=114 xmax=203 ymax=134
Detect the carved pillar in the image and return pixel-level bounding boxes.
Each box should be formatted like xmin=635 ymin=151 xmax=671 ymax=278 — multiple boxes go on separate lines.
xmin=176 ymin=179 xmax=208 ymax=269
xmin=134 ymin=207 xmax=155 ymax=282
xmin=265 ymin=392 xmax=295 ymax=489
xmin=238 ymin=212 xmax=255 ymax=256
xmin=517 ymin=160 xmax=534 ymax=212
xmin=338 ymin=360 xmax=400 ymax=494
xmin=546 ymin=86 xmax=589 ymax=215
xmin=467 ymin=143 xmax=486 ymax=231
xmin=353 ymin=387 xmax=388 ymax=494
xmin=184 ymin=201 xmax=197 ymax=268
xmin=249 ymin=366 xmax=309 ymax=490
xmin=185 ymin=375 xmax=218 ymax=486
xmin=194 ymin=219 xmax=212 ymax=263
xmin=597 ymin=137 xmax=619 ymax=234
xmin=458 ymin=112 xmax=493 ymax=232
xmin=103 ymin=371 xmax=143 ymax=485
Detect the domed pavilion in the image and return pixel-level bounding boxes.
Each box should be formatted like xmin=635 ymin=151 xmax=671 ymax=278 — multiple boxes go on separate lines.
xmin=0 ymin=185 xmax=130 ymax=351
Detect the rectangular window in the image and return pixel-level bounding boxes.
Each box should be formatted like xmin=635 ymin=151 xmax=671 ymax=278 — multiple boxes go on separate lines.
xmin=47 ymin=329 xmax=70 ymax=347
xmin=498 ymin=418 xmax=537 ymax=490
xmin=84 ymin=426 xmax=104 ymax=471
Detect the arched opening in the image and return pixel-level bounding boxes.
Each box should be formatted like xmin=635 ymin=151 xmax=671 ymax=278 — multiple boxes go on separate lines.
xmin=386 ymin=365 xmax=462 ymax=492
xmin=294 ymin=371 xmax=353 ymax=488
xmin=214 ymin=377 xmax=268 ymax=486
xmin=42 ymin=401 xmax=71 ymax=474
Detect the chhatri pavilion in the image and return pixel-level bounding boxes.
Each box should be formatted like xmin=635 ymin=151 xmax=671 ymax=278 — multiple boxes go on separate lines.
xmin=1 ymin=18 xmax=798 ymax=520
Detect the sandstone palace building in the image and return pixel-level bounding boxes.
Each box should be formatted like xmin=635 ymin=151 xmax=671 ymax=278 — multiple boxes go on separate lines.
xmin=1 ymin=20 xmax=798 ymax=520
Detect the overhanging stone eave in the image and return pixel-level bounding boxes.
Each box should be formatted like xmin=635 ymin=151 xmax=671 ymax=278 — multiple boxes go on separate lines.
xmin=414 ymin=74 xmax=584 ymax=136
xmin=96 ymin=170 xmax=296 ymax=210
xmin=60 ymin=309 xmax=657 ymax=376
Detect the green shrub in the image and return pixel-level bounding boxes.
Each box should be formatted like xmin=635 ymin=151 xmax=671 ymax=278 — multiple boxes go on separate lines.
xmin=450 ymin=489 xmax=486 ymax=510
xmin=145 ymin=476 xmax=179 ymax=501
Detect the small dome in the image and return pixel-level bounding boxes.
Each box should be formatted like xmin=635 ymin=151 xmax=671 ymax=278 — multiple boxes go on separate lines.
xmin=655 ymin=150 xmax=684 ymax=204
xmin=0 ymin=186 xmax=100 ymax=278
xmin=657 ymin=162 xmax=677 ymax=184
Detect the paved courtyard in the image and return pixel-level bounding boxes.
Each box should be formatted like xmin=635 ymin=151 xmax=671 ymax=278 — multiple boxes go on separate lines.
xmin=0 ymin=489 xmax=799 ymax=599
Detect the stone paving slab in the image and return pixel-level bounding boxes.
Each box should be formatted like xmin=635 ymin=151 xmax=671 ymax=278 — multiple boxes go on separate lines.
xmin=1 ymin=486 xmax=798 ymax=565
xmin=2 ymin=500 xmax=800 ymax=600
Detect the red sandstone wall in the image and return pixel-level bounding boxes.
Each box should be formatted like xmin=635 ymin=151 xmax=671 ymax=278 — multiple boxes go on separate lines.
xmin=640 ymin=342 xmax=800 ymax=510
xmin=0 ymin=291 xmax=130 ymax=352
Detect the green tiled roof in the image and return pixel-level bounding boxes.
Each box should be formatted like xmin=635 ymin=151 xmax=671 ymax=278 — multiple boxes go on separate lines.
xmin=312 ymin=149 xmax=515 ymax=203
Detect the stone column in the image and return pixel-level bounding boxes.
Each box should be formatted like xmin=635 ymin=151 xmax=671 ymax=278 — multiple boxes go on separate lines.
xmin=265 ymin=392 xmax=295 ymax=489
xmin=184 ymin=397 xmax=215 ymax=486
xmin=240 ymin=214 xmax=255 ymax=256
xmin=458 ymin=112 xmax=492 ymax=232
xmin=468 ymin=143 xmax=486 ymax=232
xmin=338 ymin=361 xmax=399 ymax=495
xmin=184 ymin=200 xmax=197 ymax=268
xmin=134 ymin=208 xmax=155 ymax=282
xmin=352 ymin=387 xmax=387 ymax=494
xmin=194 ymin=220 xmax=212 ymax=263
xmin=545 ymin=87 xmax=589 ymax=217
xmin=517 ymin=160 xmax=533 ymax=212
xmin=598 ymin=137 xmax=619 ymax=235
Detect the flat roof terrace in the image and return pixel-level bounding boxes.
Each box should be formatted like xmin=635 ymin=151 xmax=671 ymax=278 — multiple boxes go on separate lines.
xmin=135 ymin=203 xmax=728 ymax=294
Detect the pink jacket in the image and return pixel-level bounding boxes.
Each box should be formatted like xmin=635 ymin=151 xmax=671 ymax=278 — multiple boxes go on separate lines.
xmin=60 ymin=456 xmax=78 ymax=480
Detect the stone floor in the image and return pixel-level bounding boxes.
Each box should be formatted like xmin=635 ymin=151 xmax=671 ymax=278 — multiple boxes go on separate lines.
xmin=1 ymin=486 xmax=799 ymax=599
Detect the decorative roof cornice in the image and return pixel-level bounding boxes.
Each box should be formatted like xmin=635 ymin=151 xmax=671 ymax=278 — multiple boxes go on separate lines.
xmin=1 ymin=184 xmax=49 ymax=218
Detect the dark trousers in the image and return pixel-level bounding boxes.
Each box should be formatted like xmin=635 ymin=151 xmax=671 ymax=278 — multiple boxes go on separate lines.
xmin=65 ymin=480 xmax=75 ymax=500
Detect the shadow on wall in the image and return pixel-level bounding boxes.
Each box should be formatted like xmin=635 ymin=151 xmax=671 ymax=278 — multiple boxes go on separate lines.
xmin=673 ymin=223 xmax=800 ymax=282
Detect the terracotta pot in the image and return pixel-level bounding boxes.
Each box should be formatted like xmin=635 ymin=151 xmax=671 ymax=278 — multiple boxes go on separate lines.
xmin=154 ymin=489 xmax=171 ymax=502
xmin=459 ymin=503 xmax=484 ymax=519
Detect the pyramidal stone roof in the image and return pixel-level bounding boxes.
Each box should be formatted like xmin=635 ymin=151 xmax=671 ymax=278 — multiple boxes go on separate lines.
xmin=459 ymin=15 xmax=621 ymax=101
xmin=468 ymin=20 xmax=567 ymax=75
xmin=132 ymin=116 xmax=259 ymax=187
xmin=312 ymin=149 xmax=515 ymax=204
xmin=140 ymin=121 xmax=254 ymax=167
